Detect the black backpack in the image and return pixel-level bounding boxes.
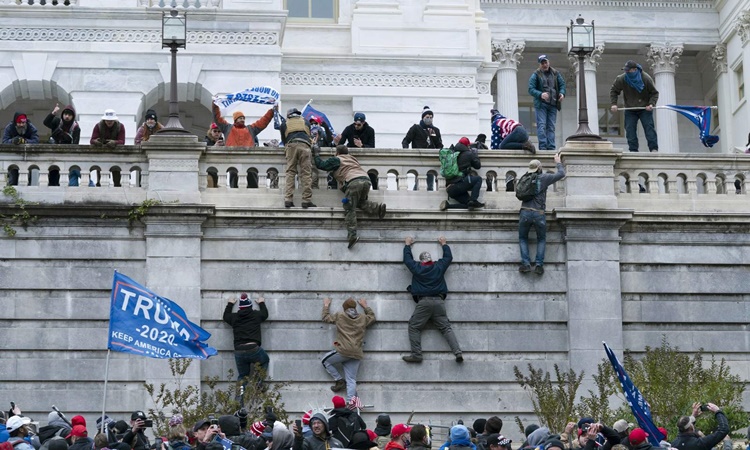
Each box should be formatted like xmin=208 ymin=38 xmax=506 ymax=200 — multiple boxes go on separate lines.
xmin=515 ymin=172 xmax=541 ymax=201
xmin=331 ymin=413 xmax=362 ymax=447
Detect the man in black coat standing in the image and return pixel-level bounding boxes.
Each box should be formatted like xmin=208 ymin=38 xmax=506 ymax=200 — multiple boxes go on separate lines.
xmin=672 ymin=402 xmax=728 ymax=450
xmin=402 ymin=106 xmax=443 ymax=191
xmin=223 ymin=293 xmax=270 ymax=400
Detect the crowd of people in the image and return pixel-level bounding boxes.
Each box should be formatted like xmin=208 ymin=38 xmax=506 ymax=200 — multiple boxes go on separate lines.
xmin=0 ymin=399 xmax=733 ymax=450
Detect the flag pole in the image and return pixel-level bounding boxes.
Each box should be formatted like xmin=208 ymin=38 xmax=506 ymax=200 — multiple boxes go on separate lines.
xmin=100 ymin=349 xmax=112 ymax=435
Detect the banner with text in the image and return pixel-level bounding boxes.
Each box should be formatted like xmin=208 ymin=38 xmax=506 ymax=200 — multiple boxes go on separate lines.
xmin=108 ymin=272 xmax=217 ymax=359
xmin=213 ymin=86 xmax=280 ymax=113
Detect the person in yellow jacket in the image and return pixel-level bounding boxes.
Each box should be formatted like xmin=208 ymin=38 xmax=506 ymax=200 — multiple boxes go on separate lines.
xmin=321 ymin=297 xmax=376 ymax=401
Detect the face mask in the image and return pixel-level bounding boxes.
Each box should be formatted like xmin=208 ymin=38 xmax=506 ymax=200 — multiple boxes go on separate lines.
xmin=423 ymin=118 xmax=432 ymax=126
xmin=345 ymin=308 xmax=359 ymax=319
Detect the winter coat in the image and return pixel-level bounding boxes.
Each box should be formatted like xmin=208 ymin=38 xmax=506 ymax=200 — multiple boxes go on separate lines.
xmin=322 ymin=304 xmax=376 ymax=359
xmin=43 ymin=105 xmax=80 ymax=144
xmin=223 ymin=302 xmax=268 ymax=350
xmin=528 ymin=68 xmax=566 ymax=110
xmin=134 ymin=122 xmax=164 ymax=144
xmin=90 ymin=121 xmax=125 ymax=145
xmin=610 ymin=71 xmax=659 ymax=109
xmin=403 ymin=244 xmax=452 ymax=298
xmin=402 ymin=121 xmax=442 ymax=149
xmin=293 ymin=413 xmax=343 ymax=450
xmin=445 ymin=143 xmax=481 ymax=185
xmin=212 ymin=104 xmax=273 ymax=147
xmin=520 ymin=162 xmax=565 ymax=212
xmin=2 ymin=112 xmax=40 ymax=144
xmin=339 ymin=123 xmax=375 ymax=148
xmin=671 ymin=412 xmax=729 ymax=450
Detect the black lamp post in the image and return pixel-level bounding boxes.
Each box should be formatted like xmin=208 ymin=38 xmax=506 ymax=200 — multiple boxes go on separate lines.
xmin=566 ymin=15 xmax=605 ymax=141
xmin=158 ymin=9 xmax=191 ymax=134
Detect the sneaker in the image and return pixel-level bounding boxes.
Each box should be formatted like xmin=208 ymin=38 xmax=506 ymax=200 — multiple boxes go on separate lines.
xmin=518 ymin=264 xmax=532 ymax=273
xmin=330 ymin=379 xmax=346 ymax=392
xmin=378 ymin=203 xmax=387 ymax=219
xmin=402 ymin=355 xmax=423 ymax=363
xmin=535 ymin=265 xmax=544 ymax=275
xmin=467 ymin=200 xmax=485 ymax=209
xmin=348 ymin=236 xmax=359 ymax=249
xmin=284 ymin=201 xmax=294 ymax=208
xmin=439 ymin=200 xmax=448 ymax=211
xmin=650 ymin=148 xmax=659 ymax=152
xmin=455 ymin=354 xmax=464 ymax=363
xmin=301 ymin=202 xmax=317 ymax=208
xmin=522 ymin=141 xmax=537 ymax=154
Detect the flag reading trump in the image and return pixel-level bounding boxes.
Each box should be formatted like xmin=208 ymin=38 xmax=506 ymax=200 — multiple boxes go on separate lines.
xmin=108 ymin=271 xmax=217 ymax=359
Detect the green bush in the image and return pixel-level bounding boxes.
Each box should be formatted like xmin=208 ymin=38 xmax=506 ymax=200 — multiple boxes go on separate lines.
xmin=513 ymin=363 xmax=584 ymax=434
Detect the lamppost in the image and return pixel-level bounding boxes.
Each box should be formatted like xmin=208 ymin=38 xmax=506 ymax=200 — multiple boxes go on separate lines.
xmin=566 ymin=15 xmax=605 ymax=142
xmin=158 ymin=9 xmax=191 ymax=134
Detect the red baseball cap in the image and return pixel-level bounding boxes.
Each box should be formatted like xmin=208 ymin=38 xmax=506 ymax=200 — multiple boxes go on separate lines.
xmin=66 ymin=425 xmax=88 ymax=439
xmin=629 ymin=429 xmax=648 ymax=445
xmin=391 ymin=424 xmax=412 ymax=438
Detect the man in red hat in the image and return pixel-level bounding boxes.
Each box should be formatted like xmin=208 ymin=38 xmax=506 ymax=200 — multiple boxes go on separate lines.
xmin=67 ymin=425 xmax=94 ymax=450
xmin=3 ymin=112 xmax=39 ymax=146
xmin=439 ymin=137 xmax=484 ymax=211
xmin=223 ymin=293 xmax=269 ymax=401
xmin=385 ymin=424 xmax=412 ymax=450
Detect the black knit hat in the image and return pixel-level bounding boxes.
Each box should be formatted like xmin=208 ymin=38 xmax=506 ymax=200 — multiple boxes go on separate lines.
xmin=421 ymin=106 xmax=433 ymax=118
xmin=145 ymin=109 xmax=157 ymax=121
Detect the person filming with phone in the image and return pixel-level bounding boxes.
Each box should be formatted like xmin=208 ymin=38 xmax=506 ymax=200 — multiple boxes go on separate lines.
xmin=122 ymin=411 xmax=151 ymax=450
xmin=672 ymin=402 xmax=728 ymax=450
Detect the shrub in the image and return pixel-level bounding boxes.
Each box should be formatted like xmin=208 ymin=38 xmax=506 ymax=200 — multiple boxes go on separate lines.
xmin=513 ymin=363 xmax=585 ymax=433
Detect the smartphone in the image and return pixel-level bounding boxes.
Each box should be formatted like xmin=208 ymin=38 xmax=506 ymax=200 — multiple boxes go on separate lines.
xmin=144 ymin=419 xmax=153 ymax=428
xmin=295 ymin=420 xmax=302 ymax=432
xmin=700 ymin=404 xmax=709 ymax=412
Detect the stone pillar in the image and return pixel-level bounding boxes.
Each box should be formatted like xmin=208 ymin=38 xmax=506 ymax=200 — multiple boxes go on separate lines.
xmin=492 ymin=39 xmax=525 ymax=121
xmin=647 ymin=43 xmax=683 ymax=153
xmin=737 ymin=13 xmax=750 ymax=150
xmin=143 ymin=134 xmax=204 ymax=203
xmin=569 ymin=44 xmax=604 ymax=136
xmin=711 ymin=44 xmax=732 ymax=154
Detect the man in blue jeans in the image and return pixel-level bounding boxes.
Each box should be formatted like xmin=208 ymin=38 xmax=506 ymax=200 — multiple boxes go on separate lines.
xmin=519 ymin=153 xmax=565 ymax=275
xmin=223 ymin=293 xmax=269 ymax=402
xmin=440 ymin=137 xmax=484 ymax=211
xmin=528 ymin=55 xmax=566 ymax=151
xmin=610 ymin=60 xmax=660 ymax=152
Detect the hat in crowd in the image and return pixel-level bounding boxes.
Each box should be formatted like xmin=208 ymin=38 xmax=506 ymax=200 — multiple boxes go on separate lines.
xmin=349 ymin=430 xmax=378 ymax=450
xmin=524 ymin=424 xmax=540 ymax=437
xmin=168 ymin=414 xmax=184 ymax=427
xmin=490 ymin=109 xmax=500 ymax=117
xmin=528 ymin=159 xmax=542 ymax=173
xmin=544 ymin=439 xmax=565 ymax=450
xmin=612 ymin=419 xmax=630 ymax=433
xmin=353 ymin=112 xmax=366 ymax=122
xmin=131 ymin=411 xmax=147 ymax=422
xmin=623 ymin=60 xmax=639 ymax=71
xmin=210 ymin=122 xmax=219 ymax=130
xmin=66 ymin=425 xmax=88 ymax=439
xmin=250 ymin=421 xmax=266 ymax=437
xmin=5 ymin=416 xmax=31 ymax=433
xmin=472 ymin=419 xmax=486 ymax=434
xmin=366 ymin=430 xmax=378 ymax=442
xmin=145 ymin=109 xmax=158 ymax=121
xmin=101 ymin=109 xmax=118 ymax=121
xmin=239 ymin=292 xmax=251 ymax=309
xmin=577 ymin=418 xmax=595 ymax=429
xmin=15 ymin=114 xmax=27 ymax=124
xmin=309 ymin=116 xmax=320 ymax=124
xmin=72 ymin=416 xmax=86 ymax=427
xmin=458 ymin=137 xmax=471 ymax=147
xmin=193 ymin=419 xmax=211 ymax=432
xmin=657 ymin=427 xmax=668 ymax=440
xmin=391 ymin=424 xmax=412 ymax=439
xmin=232 ymin=111 xmax=245 ymax=122
xmin=485 ymin=416 xmax=503 ymax=434
xmin=332 ymin=395 xmax=346 ymax=409
xmin=48 ymin=411 xmax=60 ymax=424
xmin=96 ymin=415 xmax=112 ymax=428
xmin=677 ymin=416 xmax=695 ymax=433
xmin=287 ymin=108 xmax=301 ymax=119
xmin=487 ymin=434 xmax=512 ymax=448
xmin=302 ymin=410 xmax=313 ymax=426
xmin=538 ymin=54 xmax=549 ymax=63
xmin=113 ymin=420 xmax=129 ymax=434
xmin=421 ymin=106 xmax=433 ymax=118
xmin=476 ymin=133 xmax=487 ymax=143
xmin=48 ymin=439 xmax=69 ymax=450
xmin=629 ymin=429 xmax=648 ymax=445
xmin=450 ymin=425 xmax=470 ymax=442
xmin=342 ymin=298 xmax=357 ymax=310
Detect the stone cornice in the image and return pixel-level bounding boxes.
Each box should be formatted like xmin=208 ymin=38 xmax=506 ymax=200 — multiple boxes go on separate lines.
xmin=0 ymin=27 xmax=278 ymax=45
xmin=280 ymin=72 xmax=475 ymax=89
xmin=480 ymin=0 xmax=713 ymax=8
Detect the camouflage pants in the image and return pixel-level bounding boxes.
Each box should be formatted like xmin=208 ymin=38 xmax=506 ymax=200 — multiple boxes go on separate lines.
xmin=344 ymin=178 xmax=380 ymax=239
xmin=284 ymin=141 xmax=313 ymax=202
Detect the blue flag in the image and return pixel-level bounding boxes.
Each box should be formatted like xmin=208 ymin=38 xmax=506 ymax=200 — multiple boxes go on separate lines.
xmin=603 ymin=342 xmax=663 ymax=446
xmin=301 ymin=103 xmax=336 ymax=136
xmin=662 ymin=105 xmax=719 ymax=148
xmin=108 ymin=272 xmax=217 ymax=359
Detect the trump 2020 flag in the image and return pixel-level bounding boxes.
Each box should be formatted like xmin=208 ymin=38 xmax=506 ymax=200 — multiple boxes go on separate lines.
xmin=108 ymin=271 xmax=217 ymax=359
xmin=603 ymin=342 xmax=663 ymax=446
xmin=662 ymin=105 xmax=719 ymax=148
xmin=301 ymin=103 xmax=336 ymax=136
xmin=213 ymin=86 xmax=280 ymax=113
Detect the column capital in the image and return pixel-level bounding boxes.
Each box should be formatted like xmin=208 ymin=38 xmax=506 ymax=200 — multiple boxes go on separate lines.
xmin=491 ymin=39 xmax=525 ymax=70
xmin=647 ymin=43 xmax=683 ymax=74
xmin=568 ymin=44 xmax=605 ymax=72
xmin=710 ymin=44 xmax=727 ymax=76
xmin=734 ymin=11 xmax=750 ymax=45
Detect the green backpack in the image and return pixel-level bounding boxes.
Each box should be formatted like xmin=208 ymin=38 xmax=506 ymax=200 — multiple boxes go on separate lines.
xmin=439 ymin=147 xmax=461 ymax=179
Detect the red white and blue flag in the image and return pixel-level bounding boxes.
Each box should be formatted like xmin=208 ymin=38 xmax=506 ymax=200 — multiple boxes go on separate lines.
xmin=662 ymin=105 xmax=719 ymax=148
xmin=302 ymin=103 xmax=336 ymax=136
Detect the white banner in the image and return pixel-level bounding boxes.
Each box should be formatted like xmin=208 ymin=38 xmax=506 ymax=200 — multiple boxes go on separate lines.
xmin=213 ymin=86 xmax=280 ymax=112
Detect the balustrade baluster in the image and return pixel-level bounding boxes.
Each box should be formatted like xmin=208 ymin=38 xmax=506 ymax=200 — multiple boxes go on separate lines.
xmin=666 ymin=180 xmax=677 ymax=194
xmin=18 ymin=170 xmax=29 ymax=187
xmin=705 ymin=180 xmax=716 ymax=194
xmin=258 ymin=172 xmax=268 ymax=189
xmin=238 ymin=171 xmax=248 ymax=189
xmin=39 ymin=171 xmax=49 ymax=187
xmin=628 ymin=179 xmax=639 ymax=194
xmin=648 ymin=179 xmax=658 ymax=194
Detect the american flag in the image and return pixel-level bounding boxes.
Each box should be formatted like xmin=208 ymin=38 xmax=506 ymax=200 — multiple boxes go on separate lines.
xmin=347 ymin=396 xmax=364 ymax=411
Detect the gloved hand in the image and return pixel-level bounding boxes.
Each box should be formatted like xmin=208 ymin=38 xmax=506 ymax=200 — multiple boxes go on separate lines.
xmin=92 ymin=139 xmax=103 ymax=147
xmin=105 ymin=140 xmax=117 ymax=149
xmin=12 ymin=136 xmax=25 ymax=145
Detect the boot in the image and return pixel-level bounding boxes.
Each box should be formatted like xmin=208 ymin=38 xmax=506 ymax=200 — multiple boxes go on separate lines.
xmin=330 ymin=379 xmax=346 ymax=392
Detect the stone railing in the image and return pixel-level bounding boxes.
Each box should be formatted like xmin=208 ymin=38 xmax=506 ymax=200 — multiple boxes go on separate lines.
xmin=0 ymin=0 xmax=76 ymax=5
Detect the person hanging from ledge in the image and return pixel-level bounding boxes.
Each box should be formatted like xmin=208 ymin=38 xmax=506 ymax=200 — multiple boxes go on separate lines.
xmin=44 ymin=103 xmax=80 ymax=145
xmin=91 ymin=109 xmax=125 ymax=148
xmin=314 ymin=144 xmax=386 ymax=249
xmin=334 ymin=112 xmax=377 ymax=189
xmin=276 ymin=105 xmax=316 ymax=209
xmin=439 ymin=138 xmax=484 ymax=211
xmin=3 ymin=111 xmax=39 ymax=146
xmin=134 ymin=109 xmax=163 ymax=144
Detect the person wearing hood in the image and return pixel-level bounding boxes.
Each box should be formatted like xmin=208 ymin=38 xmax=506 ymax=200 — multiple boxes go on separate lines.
xmin=490 ymin=109 xmax=535 ymax=153
xmin=223 ymin=293 xmax=270 ymax=397
xmin=271 ymin=422 xmax=294 ymax=450
xmin=610 ymin=60 xmax=659 ymax=152
xmin=439 ymin=425 xmax=476 ymax=450
xmin=402 ymin=236 xmax=462 ymax=363
xmin=321 ymin=297 xmax=376 ymax=400
xmin=134 ymin=109 xmax=163 ymax=144
xmin=218 ymin=415 xmax=262 ymax=450
xmin=90 ymin=109 xmax=125 ymax=148
xmin=439 ymin=138 xmax=484 ymax=211
xmin=385 ymin=425 xmax=412 ymax=450
xmin=348 ymin=431 xmax=378 ymax=450
xmin=67 ymin=426 xmax=94 ymax=450
xmin=374 ymin=415 xmax=391 ymax=450
xmin=38 ymin=412 xmax=71 ymax=445
xmin=327 ymin=396 xmax=367 ymax=448
xmin=3 ymin=112 xmax=39 ymax=145
xmin=44 ymin=103 xmax=80 ymax=145
xmin=292 ymin=413 xmax=343 ymax=450
xmin=402 ymin=106 xmax=442 ymax=191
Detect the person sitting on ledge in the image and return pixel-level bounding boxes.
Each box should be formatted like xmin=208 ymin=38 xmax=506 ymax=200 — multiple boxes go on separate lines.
xmin=440 ymin=138 xmax=484 ymax=211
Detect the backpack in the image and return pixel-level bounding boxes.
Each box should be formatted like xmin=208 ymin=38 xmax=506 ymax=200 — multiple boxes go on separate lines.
xmin=515 ymin=172 xmax=541 ymax=201
xmin=331 ymin=413 xmax=362 ymax=447
xmin=439 ymin=147 xmax=461 ymax=179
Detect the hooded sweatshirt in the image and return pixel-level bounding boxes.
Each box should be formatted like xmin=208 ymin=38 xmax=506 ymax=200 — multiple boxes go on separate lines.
xmin=43 ymin=105 xmax=80 ymax=144
xmin=272 ymin=421 xmax=295 ymax=450
xmin=3 ymin=112 xmax=40 ymax=144
xmin=293 ymin=413 xmax=343 ymax=450
xmin=222 ymin=301 xmax=269 ymax=349
xmin=321 ymin=303 xmax=376 ymax=359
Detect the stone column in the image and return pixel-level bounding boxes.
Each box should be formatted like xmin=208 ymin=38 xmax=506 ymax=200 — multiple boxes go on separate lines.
xmin=647 ymin=43 xmax=683 ymax=153
xmin=143 ymin=134 xmax=204 ymax=203
xmin=737 ymin=13 xmax=750 ymax=150
xmin=569 ymin=44 xmax=604 ymax=136
xmin=711 ymin=44 xmax=732 ymax=154
xmin=492 ymin=39 xmax=525 ymax=121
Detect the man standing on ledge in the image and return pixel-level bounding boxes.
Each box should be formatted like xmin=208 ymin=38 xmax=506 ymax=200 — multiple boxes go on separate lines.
xmin=277 ymin=106 xmax=316 ymax=208
xmin=402 ymin=236 xmax=462 ymax=363
xmin=528 ymin=55 xmax=565 ymax=151
xmin=610 ymin=60 xmax=659 ymax=152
